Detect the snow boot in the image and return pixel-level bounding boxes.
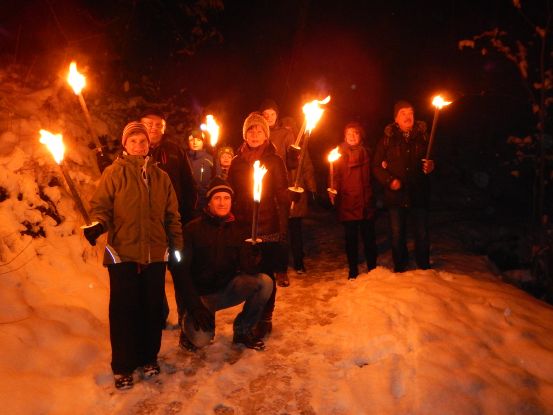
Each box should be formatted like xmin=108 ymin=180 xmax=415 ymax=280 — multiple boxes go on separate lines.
xmin=143 ymin=362 xmax=160 ymax=378
xmin=114 ymin=374 xmax=134 ymax=390
xmin=179 ymin=330 xmax=198 ymax=352
xmin=276 ymin=272 xmax=290 ymax=287
xmin=233 ymin=330 xmax=265 ymax=350
xmin=253 ymin=318 xmax=272 ymax=339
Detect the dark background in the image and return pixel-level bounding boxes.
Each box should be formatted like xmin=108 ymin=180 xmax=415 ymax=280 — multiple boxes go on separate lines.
xmin=0 ymin=0 xmax=546 ymax=217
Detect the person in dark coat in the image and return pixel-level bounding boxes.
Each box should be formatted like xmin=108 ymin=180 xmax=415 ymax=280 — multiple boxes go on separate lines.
xmin=372 ymin=101 xmax=435 ymax=272
xmin=328 ymin=122 xmax=377 ymax=279
xmin=140 ymin=109 xmax=197 ymax=325
xmin=227 ymin=112 xmax=290 ymax=338
xmin=175 ymin=177 xmax=273 ymax=351
xmin=186 ymin=129 xmax=214 ymax=215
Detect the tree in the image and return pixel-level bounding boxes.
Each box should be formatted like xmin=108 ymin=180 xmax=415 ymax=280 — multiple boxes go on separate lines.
xmin=459 ymin=0 xmax=553 ymax=225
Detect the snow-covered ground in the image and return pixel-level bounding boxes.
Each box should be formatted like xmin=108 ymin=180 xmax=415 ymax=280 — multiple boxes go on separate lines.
xmin=1 ymin=70 xmax=553 ymax=414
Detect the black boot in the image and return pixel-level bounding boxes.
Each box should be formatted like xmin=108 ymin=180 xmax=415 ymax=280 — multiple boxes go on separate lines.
xmin=233 ymin=330 xmax=265 ymax=350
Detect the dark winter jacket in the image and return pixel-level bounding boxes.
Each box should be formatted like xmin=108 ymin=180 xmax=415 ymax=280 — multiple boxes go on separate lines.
xmin=333 ymin=142 xmax=375 ymax=222
xmin=150 ymin=137 xmax=197 ymax=225
xmin=176 ymin=211 xmax=261 ymax=310
xmin=89 ymin=154 xmax=183 ymax=265
xmin=227 ymin=141 xmax=290 ymax=240
xmin=187 ymin=149 xmax=214 ymax=210
xmin=372 ymin=121 xmax=430 ymax=208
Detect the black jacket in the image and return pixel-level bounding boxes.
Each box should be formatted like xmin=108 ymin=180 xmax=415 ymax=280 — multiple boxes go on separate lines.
xmin=150 ymin=137 xmax=198 ymax=225
xmin=176 ymin=211 xmax=261 ymax=311
xmin=372 ymin=121 xmax=430 ymax=208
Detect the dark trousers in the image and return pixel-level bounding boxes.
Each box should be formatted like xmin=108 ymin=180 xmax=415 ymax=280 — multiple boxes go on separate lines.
xmin=183 ymin=273 xmax=273 ymax=348
xmin=108 ymin=262 xmax=166 ymax=375
xmin=289 ymin=217 xmax=304 ymax=268
xmin=257 ymin=241 xmax=282 ymax=322
xmin=388 ymin=207 xmax=430 ymax=272
xmin=343 ymin=219 xmax=377 ymax=277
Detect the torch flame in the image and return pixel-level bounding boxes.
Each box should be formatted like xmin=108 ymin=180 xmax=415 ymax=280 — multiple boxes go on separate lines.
xmin=327 ymin=146 xmax=341 ymax=163
xmin=67 ymin=61 xmax=86 ymax=95
xmin=39 ymin=129 xmax=65 ymax=164
xmin=200 ymin=114 xmax=220 ymax=147
xmin=432 ymin=95 xmax=452 ymax=110
xmin=253 ymin=160 xmax=268 ymax=202
xmin=303 ymin=95 xmax=331 ymax=134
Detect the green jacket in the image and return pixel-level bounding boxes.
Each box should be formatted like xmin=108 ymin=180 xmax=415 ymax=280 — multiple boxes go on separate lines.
xmin=89 ymin=154 xmax=183 ymax=265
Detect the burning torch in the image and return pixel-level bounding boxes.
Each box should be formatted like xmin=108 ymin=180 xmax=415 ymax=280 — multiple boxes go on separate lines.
xmin=326 ymin=146 xmax=341 ymax=195
xmin=39 ymin=129 xmax=120 ymax=263
xmin=289 ymin=96 xmax=331 ymax=205
xmin=246 ymin=160 xmax=268 ymax=245
xmin=201 ymin=114 xmax=220 ymax=154
xmin=426 ymin=95 xmax=452 ymax=160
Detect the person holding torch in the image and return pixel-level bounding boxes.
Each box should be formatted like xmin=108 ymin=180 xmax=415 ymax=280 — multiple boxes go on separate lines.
xmin=228 ymin=112 xmax=290 ymax=339
xmin=372 ymin=100 xmax=435 ymax=273
xmin=84 ymin=121 xmax=183 ymax=390
xmin=328 ymin=122 xmax=377 ymax=280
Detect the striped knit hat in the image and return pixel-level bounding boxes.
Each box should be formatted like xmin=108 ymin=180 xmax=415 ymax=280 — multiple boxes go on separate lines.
xmin=122 ymin=121 xmax=150 ymax=147
xmin=205 ymin=177 xmax=234 ymax=201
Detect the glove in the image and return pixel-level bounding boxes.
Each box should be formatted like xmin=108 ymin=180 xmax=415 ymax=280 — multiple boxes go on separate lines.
xmin=82 ymin=222 xmax=103 ymax=246
xmin=288 ymin=188 xmax=302 ymax=203
xmin=422 ymin=159 xmax=435 ymax=175
xmin=190 ymin=306 xmax=215 ymax=332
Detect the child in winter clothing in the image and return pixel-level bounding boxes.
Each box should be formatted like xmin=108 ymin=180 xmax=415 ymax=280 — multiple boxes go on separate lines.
xmin=328 ymin=122 xmax=377 ymax=279
xmin=84 ymin=121 xmax=183 ymax=390
xmin=187 ymin=129 xmax=214 ymax=216
xmin=215 ymin=146 xmax=234 ymax=180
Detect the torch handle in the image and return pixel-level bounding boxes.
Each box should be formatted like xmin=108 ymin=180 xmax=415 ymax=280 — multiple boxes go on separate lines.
xmin=61 ymin=164 xmax=91 ymax=225
xmin=426 ymin=109 xmax=440 ymax=160
xmin=293 ymin=132 xmax=310 ymax=188
xmin=78 ymin=93 xmax=102 ymax=149
xmin=293 ymin=120 xmax=307 ymax=148
xmin=251 ymin=201 xmax=260 ymax=244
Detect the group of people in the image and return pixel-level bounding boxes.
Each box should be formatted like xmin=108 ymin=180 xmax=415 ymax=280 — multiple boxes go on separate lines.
xmin=82 ymin=99 xmax=434 ymax=390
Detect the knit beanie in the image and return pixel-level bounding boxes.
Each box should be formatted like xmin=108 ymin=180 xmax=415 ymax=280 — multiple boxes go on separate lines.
xmin=122 ymin=121 xmax=150 ymax=147
xmin=259 ymin=98 xmax=279 ymax=115
xmin=393 ymin=100 xmax=413 ymax=118
xmin=188 ymin=129 xmax=204 ymax=141
xmin=205 ymin=176 xmax=234 ymax=201
xmin=242 ymin=112 xmax=270 ymax=140
xmin=217 ymin=146 xmax=234 ymax=159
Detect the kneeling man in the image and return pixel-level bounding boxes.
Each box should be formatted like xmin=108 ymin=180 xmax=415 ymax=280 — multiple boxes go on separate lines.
xmin=176 ymin=177 xmax=273 ymax=350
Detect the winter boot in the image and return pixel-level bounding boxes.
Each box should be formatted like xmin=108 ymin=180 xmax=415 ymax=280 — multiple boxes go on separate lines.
xmin=114 ymin=373 xmax=134 ymax=390
xmin=233 ymin=330 xmax=265 ymax=350
xmin=253 ymin=318 xmax=273 ymax=339
xmin=294 ymin=260 xmax=306 ymax=274
xmin=179 ymin=330 xmax=198 ymax=352
xmin=276 ymin=271 xmax=290 ymax=287
xmin=143 ymin=362 xmax=160 ymax=379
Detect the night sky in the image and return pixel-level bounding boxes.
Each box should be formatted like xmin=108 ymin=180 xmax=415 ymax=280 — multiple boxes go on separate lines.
xmin=0 ymin=0 xmax=542 ymax=173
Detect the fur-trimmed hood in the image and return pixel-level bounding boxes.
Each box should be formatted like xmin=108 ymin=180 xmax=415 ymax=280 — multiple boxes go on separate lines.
xmin=384 ymin=120 xmax=427 ymax=138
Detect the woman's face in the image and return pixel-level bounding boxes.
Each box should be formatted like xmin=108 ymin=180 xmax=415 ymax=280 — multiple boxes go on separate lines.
xmin=245 ymin=125 xmax=268 ymax=148
xmin=125 ymin=133 xmax=150 ymax=156
xmin=189 ymin=137 xmax=204 ymax=151
xmin=345 ymin=128 xmax=361 ymax=146
xmin=262 ymin=109 xmax=278 ymax=127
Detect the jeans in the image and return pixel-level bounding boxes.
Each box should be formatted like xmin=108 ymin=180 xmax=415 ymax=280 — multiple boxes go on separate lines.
xmin=343 ymin=219 xmax=377 ymax=277
xmin=183 ymin=273 xmax=273 ymax=348
xmin=388 ymin=207 xmax=430 ymax=272
xmin=108 ymin=262 xmax=166 ymax=375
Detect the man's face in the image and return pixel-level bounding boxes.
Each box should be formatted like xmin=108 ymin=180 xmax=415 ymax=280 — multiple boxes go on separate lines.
xmin=189 ymin=137 xmax=204 ymax=151
xmin=208 ymin=191 xmax=232 ymax=217
xmin=262 ymin=109 xmax=278 ymax=128
xmin=395 ymin=107 xmax=414 ymax=132
xmin=345 ymin=128 xmax=361 ymax=146
xmin=245 ymin=125 xmax=268 ymax=148
xmin=125 ymin=133 xmax=150 ymax=156
xmin=140 ymin=114 xmax=165 ymax=146
xmin=220 ymin=153 xmax=232 ymax=167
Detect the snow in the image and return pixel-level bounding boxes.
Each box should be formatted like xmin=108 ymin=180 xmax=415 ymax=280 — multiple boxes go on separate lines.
xmin=1 ymin=68 xmax=553 ymax=414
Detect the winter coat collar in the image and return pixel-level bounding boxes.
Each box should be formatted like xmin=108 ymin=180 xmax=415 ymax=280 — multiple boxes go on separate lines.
xmin=202 ymin=209 xmax=235 ymax=225
xmin=384 ymin=120 xmax=427 ymax=139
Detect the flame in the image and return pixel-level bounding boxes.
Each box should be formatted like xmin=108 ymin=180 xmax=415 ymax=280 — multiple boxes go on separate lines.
xmin=67 ymin=61 xmax=86 ymax=95
xmin=303 ymin=95 xmax=331 ymax=134
xmin=252 ymin=160 xmax=268 ymax=202
xmin=200 ymin=114 xmax=220 ymax=147
xmin=39 ymin=129 xmax=65 ymax=164
xmin=327 ymin=146 xmax=341 ymax=163
xmin=432 ymin=95 xmax=452 ymax=110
